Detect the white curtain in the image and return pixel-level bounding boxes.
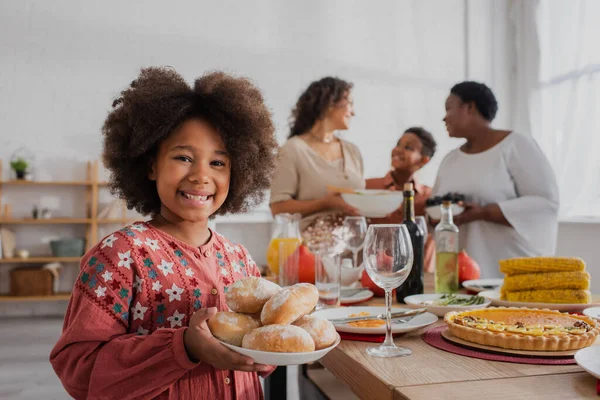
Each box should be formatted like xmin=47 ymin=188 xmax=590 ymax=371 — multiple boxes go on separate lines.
xmin=509 ymin=0 xmax=540 ymax=135
xmin=512 ymin=0 xmax=600 ymax=218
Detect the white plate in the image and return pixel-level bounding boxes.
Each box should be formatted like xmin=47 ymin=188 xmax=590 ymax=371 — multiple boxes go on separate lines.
xmin=341 ymin=190 xmax=403 ymax=218
xmin=583 ymin=306 xmax=600 ymax=320
xmin=462 ymin=279 xmax=504 ymax=293
xmin=574 ymin=346 xmax=600 ymax=379
xmin=341 ymin=289 xmax=374 ymax=305
xmin=479 ymin=290 xmax=592 ymax=313
xmin=403 ymin=293 xmax=491 ymax=317
xmin=311 ymin=306 xmax=438 ymax=334
xmin=220 ymin=335 xmax=341 ymax=366
xmin=425 ymin=204 xmax=464 ymax=220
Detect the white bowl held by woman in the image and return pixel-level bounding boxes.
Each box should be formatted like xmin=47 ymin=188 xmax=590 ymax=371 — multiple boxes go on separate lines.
xmin=341 ymin=190 xmax=403 ymax=218
xmin=425 ymin=204 xmax=464 ymax=220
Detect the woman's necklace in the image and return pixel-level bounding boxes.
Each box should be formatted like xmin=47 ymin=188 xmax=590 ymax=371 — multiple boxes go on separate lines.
xmin=309 ymin=131 xmax=335 ymax=144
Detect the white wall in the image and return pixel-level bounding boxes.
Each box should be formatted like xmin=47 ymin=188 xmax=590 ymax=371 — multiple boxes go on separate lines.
xmin=556 ymin=222 xmax=599 ymax=294
xmin=0 ymin=0 xmax=596 ymax=315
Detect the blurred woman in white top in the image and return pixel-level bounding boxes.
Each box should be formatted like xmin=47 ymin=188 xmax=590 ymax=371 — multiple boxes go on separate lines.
xmin=432 ymin=81 xmax=559 ymax=278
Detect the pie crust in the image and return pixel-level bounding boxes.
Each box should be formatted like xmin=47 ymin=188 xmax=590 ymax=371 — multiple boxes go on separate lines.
xmin=444 ymin=307 xmax=599 ymax=351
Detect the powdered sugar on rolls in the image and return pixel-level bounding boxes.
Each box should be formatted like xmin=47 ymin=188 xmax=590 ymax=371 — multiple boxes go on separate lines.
xmin=207 ymin=312 xmax=261 ymax=347
xmin=260 ymin=283 xmax=319 ymax=325
xmin=242 ymin=325 xmax=315 ymax=352
xmin=226 ymin=277 xmax=281 ymax=314
xmin=293 ymin=315 xmax=338 ymax=350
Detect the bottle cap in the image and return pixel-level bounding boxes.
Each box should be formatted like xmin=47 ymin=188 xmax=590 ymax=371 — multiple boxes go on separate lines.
xmin=403 ymin=182 xmax=414 ymax=191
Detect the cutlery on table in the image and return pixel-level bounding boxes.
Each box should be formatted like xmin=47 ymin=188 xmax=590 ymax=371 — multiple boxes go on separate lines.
xmin=341 ymin=288 xmax=370 ymax=297
xmin=328 ymin=308 xmax=426 ymax=325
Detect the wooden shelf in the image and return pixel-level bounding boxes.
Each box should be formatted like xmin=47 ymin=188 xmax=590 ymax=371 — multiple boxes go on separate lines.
xmin=0 ymin=218 xmax=91 ymax=224
xmin=0 ymin=293 xmax=71 ymax=302
xmin=0 ymin=180 xmax=93 ymax=186
xmin=0 ymin=160 xmax=129 ymax=305
xmin=0 ymin=257 xmax=80 ymax=264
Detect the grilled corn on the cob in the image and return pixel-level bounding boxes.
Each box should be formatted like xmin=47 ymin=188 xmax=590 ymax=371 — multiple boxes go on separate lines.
xmin=499 ymin=257 xmax=585 ymax=275
xmin=502 ymin=271 xmax=590 ymax=292
xmin=503 ymin=289 xmax=591 ymax=304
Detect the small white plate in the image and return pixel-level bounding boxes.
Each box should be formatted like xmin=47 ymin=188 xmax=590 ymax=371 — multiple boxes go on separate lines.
xmin=479 ymin=290 xmax=592 ymax=313
xmin=403 ymin=293 xmax=491 ymax=317
xmin=220 ymin=335 xmax=341 ymax=366
xmin=311 ymin=306 xmax=438 ymax=334
xmin=425 ymin=204 xmax=464 ymax=220
xmin=462 ymin=279 xmax=504 ymax=293
xmin=583 ymin=306 xmax=600 ymax=320
xmin=574 ymin=346 xmax=600 ymax=379
xmin=340 ymin=289 xmax=374 ymax=305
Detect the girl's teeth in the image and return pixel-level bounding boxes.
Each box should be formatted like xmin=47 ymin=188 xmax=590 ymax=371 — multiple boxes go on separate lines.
xmin=182 ymin=192 xmax=209 ymax=201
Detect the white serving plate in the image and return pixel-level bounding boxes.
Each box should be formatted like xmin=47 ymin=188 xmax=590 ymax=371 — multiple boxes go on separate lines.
xmin=583 ymin=306 xmax=600 ymax=320
xmin=403 ymin=293 xmax=491 ymax=317
xmin=220 ymin=335 xmax=341 ymax=366
xmin=574 ymin=346 xmax=600 ymax=379
xmin=311 ymin=306 xmax=438 ymax=334
xmin=425 ymin=204 xmax=464 ymax=220
xmin=340 ymin=289 xmax=374 ymax=305
xmin=462 ymin=278 xmax=504 ymax=293
xmin=341 ymin=190 xmax=403 ymax=218
xmin=479 ymin=290 xmax=592 ymax=313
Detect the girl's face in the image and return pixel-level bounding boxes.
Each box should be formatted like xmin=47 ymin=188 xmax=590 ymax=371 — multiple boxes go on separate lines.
xmin=326 ymin=91 xmax=355 ymax=130
xmin=149 ymin=118 xmax=230 ymax=224
xmin=391 ymin=133 xmax=428 ymax=172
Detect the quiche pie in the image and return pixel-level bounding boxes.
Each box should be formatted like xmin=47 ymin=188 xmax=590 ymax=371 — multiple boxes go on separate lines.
xmin=444 ymin=307 xmax=599 ymax=351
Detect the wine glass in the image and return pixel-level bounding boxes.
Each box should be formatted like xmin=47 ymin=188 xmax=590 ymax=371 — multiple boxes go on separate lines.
xmin=342 ymin=216 xmax=367 ymax=269
xmin=363 ymin=224 xmax=414 ymax=357
xmin=415 ymin=216 xmax=428 ymax=240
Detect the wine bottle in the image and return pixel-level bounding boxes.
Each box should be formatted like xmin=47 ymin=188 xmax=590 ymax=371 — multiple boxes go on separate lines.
xmin=397 ymin=183 xmax=425 ymax=303
xmin=434 ymin=199 xmax=459 ymax=293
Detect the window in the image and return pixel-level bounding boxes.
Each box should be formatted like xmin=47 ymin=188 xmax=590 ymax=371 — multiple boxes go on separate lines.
xmin=531 ymin=0 xmax=600 ymax=218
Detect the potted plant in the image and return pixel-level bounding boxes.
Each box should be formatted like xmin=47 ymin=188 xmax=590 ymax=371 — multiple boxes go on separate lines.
xmin=10 ymin=158 xmax=29 ymax=180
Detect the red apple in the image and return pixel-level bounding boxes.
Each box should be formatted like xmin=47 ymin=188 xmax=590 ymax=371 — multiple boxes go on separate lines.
xmin=458 ymin=249 xmax=480 ymax=283
xmin=287 ymin=245 xmax=316 ymax=284
xmin=360 ymin=269 xmax=397 ymax=298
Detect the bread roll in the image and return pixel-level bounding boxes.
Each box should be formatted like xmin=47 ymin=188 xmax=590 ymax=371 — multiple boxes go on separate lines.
xmin=260 ymin=283 xmax=319 ymax=325
xmin=242 ymin=325 xmax=315 ymax=353
xmin=226 ymin=277 xmax=281 ymax=314
xmin=207 ymin=311 xmax=261 ymax=346
xmin=293 ymin=315 xmax=338 ymax=350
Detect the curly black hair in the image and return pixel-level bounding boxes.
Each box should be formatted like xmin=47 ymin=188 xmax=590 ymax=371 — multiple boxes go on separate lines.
xmin=403 ymin=127 xmax=437 ymax=158
xmin=288 ymin=77 xmax=353 ymax=138
xmin=450 ymin=81 xmax=498 ymax=122
xmin=102 ymin=67 xmax=278 ymax=217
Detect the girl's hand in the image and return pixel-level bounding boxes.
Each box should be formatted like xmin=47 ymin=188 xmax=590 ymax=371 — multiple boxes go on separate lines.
xmin=322 ymin=192 xmax=360 ymax=216
xmin=184 ymin=307 xmax=271 ymax=373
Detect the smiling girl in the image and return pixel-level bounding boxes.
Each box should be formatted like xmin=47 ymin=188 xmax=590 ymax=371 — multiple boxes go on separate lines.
xmin=50 ymin=67 xmax=278 ymax=399
xmin=366 ymin=127 xmax=437 ymax=272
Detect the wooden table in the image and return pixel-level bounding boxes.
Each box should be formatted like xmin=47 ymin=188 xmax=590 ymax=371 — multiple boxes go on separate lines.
xmin=318 ymin=274 xmax=598 ymax=400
